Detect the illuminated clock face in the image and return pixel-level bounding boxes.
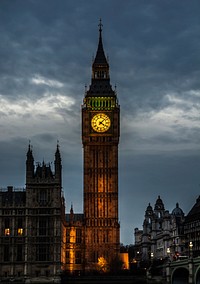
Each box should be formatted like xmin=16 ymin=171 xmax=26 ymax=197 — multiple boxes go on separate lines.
xmin=91 ymin=113 xmax=111 ymax=133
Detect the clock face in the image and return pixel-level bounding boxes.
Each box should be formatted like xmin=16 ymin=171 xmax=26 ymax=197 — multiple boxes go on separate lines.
xmin=91 ymin=113 xmax=111 ymax=133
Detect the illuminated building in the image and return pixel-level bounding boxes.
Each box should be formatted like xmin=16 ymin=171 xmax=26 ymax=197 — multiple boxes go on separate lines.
xmin=82 ymin=20 xmax=120 ymax=269
xmin=64 ymin=20 xmax=120 ymax=273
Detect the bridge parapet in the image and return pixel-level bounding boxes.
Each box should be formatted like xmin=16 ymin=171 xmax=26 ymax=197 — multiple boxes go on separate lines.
xmin=166 ymin=257 xmax=200 ymax=284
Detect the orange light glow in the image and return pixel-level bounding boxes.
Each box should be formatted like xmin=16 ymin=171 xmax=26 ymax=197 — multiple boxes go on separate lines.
xmin=18 ymin=228 xmax=23 ymax=235
xmin=69 ymin=228 xmax=76 ymax=273
xmin=120 ymin=253 xmax=129 ymax=270
xmin=5 ymin=228 xmax=10 ymax=236
xmin=98 ymin=256 xmax=108 ymax=272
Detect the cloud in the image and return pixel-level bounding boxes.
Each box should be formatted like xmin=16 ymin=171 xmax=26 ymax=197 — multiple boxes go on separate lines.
xmin=121 ymin=89 xmax=200 ymax=154
xmin=31 ymin=75 xmax=64 ymax=88
xmin=0 ymin=92 xmax=75 ymax=142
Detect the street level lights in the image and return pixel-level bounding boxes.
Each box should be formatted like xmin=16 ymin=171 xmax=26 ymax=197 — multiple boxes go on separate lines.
xmin=167 ymin=247 xmax=170 ymax=262
xmin=151 ymin=252 xmax=154 ymax=263
xmin=189 ymin=241 xmax=193 ymax=258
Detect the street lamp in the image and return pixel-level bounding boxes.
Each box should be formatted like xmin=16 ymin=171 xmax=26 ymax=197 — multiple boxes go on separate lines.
xmin=167 ymin=247 xmax=170 ymax=261
xmin=151 ymin=252 xmax=154 ymax=263
xmin=189 ymin=241 xmax=193 ymax=258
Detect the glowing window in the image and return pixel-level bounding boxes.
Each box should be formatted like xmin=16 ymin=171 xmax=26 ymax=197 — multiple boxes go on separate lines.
xmin=18 ymin=228 xmax=23 ymax=235
xmin=5 ymin=228 xmax=10 ymax=236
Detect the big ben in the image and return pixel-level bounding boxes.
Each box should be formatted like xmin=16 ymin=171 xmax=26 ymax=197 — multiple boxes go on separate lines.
xmin=82 ymin=21 xmax=120 ymax=268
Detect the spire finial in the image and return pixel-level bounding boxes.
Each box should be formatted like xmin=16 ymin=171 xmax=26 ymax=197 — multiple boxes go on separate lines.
xmin=70 ymin=203 xmax=74 ymax=215
xmin=98 ymin=18 xmax=103 ymax=35
xmin=28 ymin=140 xmax=31 ymax=151
xmin=57 ymin=140 xmax=60 ymax=150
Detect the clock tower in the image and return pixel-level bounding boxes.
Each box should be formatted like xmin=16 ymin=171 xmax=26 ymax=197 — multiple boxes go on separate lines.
xmin=82 ymin=21 xmax=120 ymax=267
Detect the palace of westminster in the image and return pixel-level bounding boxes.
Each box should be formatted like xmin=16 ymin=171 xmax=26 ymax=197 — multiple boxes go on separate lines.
xmin=0 ymin=23 xmax=200 ymax=283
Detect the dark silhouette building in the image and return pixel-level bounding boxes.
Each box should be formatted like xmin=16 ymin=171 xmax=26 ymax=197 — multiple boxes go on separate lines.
xmin=0 ymin=145 xmax=65 ymax=282
xmin=184 ymin=196 xmax=200 ymax=258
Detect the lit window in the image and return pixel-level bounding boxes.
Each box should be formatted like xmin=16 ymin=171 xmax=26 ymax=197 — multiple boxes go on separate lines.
xmin=5 ymin=228 xmax=10 ymax=236
xmin=18 ymin=228 xmax=23 ymax=235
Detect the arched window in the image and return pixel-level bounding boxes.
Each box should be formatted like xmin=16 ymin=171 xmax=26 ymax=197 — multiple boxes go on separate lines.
xmin=39 ymin=190 xmax=47 ymax=205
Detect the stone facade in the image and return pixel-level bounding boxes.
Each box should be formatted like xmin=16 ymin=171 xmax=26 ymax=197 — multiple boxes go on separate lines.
xmin=0 ymin=145 xmax=65 ymax=283
xmin=134 ymin=196 xmax=185 ymax=264
xmin=65 ymin=206 xmax=85 ymax=273
xmin=184 ymin=196 xmax=200 ymax=258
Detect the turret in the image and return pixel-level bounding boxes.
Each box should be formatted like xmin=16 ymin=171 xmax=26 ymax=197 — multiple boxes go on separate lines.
xmin=145 ymin=203 xmax=153 ymax=219
xmin=154 ymin=195 xmax=165 ymax=218
xmin=26 ymin=143 xmax=34 ymax=182
xmin=154 ymin=196 xmax=165 ymax=230
xmin=54 ymin=143 xmax=62 ymax=183
xmin=69 ymin=204 xmax=74 ymax=225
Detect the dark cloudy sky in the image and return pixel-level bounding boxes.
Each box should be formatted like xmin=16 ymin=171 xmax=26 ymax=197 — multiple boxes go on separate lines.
xmin=0 ymin=0 xmax=200 ymax=245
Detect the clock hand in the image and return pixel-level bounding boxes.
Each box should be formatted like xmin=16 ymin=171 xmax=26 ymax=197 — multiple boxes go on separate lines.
xmin=99 ymin=118 xmax=106 ymax=125
xmin=98 ymin=119 xmax=104 ymax=126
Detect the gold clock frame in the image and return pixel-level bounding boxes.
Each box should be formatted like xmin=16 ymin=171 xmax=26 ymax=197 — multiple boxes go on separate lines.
xmin=91 ymin=113 xmax=111 ymax=133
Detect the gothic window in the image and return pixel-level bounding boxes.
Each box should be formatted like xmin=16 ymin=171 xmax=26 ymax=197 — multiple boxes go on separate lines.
xmin=93 ymin=251 xmax=98 ymax=262
xmin=4 ymin=228 xmax=10 ymax=236
xmin=4 ymin=218 xmax=10 ymax=236
xmin=37 ymin=244 xmax=49 ymax=261
xmin=39 ymin=190 xmax=47 ymax=205
xmin=105 ymin=250 xmax=108 ymax=259
xmin=35 ymin=271 xmax=40 ymax=277
xmin=39 ymin=217 xmax=47 ymax=236
xmin=17 ymin=218 xmax=23 ymax=235
xmin=66 ymin=230 xmax=70 ymax=243
xmin=76 ymin=229 xmax=82 ymax=244
xmin=5 ymin=218 xmax=9 ymax=228
xmin=75 ymin=251 xmax=81 ymax=264
xmin=17 ymin=272 xmax=21 ymax=277
xmin=66 ymin=251 xmax=70 ymax=263
xmin=18 ymin=228 xmax=23 ymax=235
xmin=17 ymin=245 xmax=23 ymax=261
xmin=4 ymin=245 xmax=9 ymax=261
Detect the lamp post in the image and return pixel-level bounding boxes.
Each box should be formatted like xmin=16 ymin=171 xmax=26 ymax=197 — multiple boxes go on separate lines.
xmin=136 ymin=251 xmax=140 ymax=268
xmin=167 ymin=247 xmax=170 ymax=262
xmin=189 ymin=241 xmax=193 ymax=258
xmin=151 ymin=252 xmax=154 ymax=264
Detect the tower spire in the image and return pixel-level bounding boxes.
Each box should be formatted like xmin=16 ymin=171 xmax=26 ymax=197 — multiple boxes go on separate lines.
xmin=55 ymin=142 xmax=62 ymax=183
xmin=26 ymin=142 xmax=34 ymax=182
xmin=98 ymin=18 xmax=103 ymax=36
xmin=92 ymin=19 xmax=109 ymax=79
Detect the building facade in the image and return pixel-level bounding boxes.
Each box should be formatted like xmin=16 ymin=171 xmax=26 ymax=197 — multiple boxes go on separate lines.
xmin=65 ymin=206 xmax=85 ymax=273
xmin=0 ymin=23 xmax=120 ymax=282
xmin=0 ymin=145 xmax=65 ymax=283
xmin=134 ymin=196 xmax=185 ymax=265
xmin=184 ymin=196 xmax=200 ymax=258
